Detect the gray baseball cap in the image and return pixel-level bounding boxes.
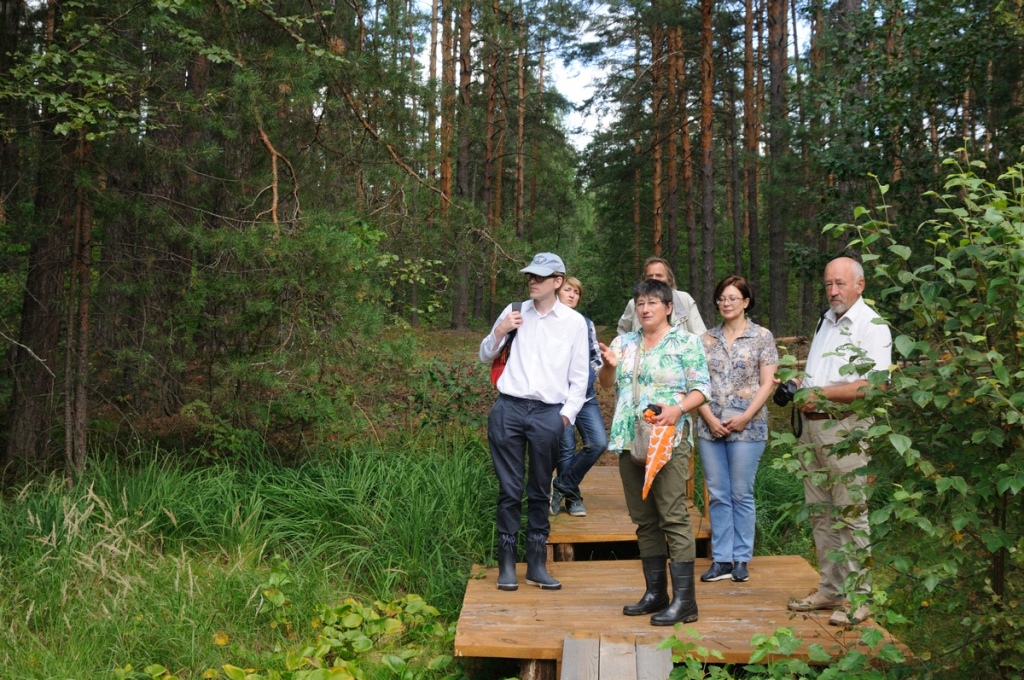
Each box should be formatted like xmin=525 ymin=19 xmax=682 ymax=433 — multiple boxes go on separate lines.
xmin=520 ymin=252 xmax=566 ymax=277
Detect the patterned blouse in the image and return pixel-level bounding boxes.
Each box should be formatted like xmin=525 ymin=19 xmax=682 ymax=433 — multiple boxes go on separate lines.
xmin=607 ymin=326 xmax=712 ymax=455
xmin=695 ymin=320 xmax=778 ymax=443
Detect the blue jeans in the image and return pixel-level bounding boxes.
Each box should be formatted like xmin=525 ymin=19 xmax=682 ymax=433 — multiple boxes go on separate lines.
xmin=553 ymin=397 xmax=607 ymax=501
xmin=697 ymin=437 xmax=766 ymax=563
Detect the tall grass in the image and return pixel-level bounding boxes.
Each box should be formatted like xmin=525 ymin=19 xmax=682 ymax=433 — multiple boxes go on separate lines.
xmin=0 ymin=434 xmax=496 ymax=677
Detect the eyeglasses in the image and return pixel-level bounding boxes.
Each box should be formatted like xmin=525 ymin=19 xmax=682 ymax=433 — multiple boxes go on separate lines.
xmin=527 ymin=273 xmax=560 ymax=283
xmin=716 ymin=296 xmax=744 ymax=305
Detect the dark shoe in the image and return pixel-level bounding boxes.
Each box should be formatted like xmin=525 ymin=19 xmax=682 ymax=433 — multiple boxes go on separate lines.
xmin=496 ymin=535 xmax=518 ymax=591
xmin=700 ymin=562 xmax=733 ymax=582
xmin=650 ymin=561 xmax=698 ymax=626
xmin=549 ymin=486 xmax=564 ymax=516
xmin=731 ymin=562 xmax=749 ymax=582
xmin=567 ymin=498 xmax=587 ymax=517
xmin=623 ymin=556 xmax=670 ymax=616
xmin=524 ymin=535 xmax=561 ymax=590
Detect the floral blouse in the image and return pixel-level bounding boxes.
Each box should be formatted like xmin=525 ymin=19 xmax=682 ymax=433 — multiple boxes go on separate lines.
xmin=695 ymin=320 xmax=778 ymax=443
xmin=607 ymin=326 xmax=712 ymax=455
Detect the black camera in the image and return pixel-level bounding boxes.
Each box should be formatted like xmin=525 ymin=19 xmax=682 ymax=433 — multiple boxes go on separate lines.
xmin=773 ymin=380 xmax=799 ymax=407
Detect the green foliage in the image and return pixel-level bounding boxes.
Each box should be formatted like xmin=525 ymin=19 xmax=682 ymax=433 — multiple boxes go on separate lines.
xmin=0 ymin=439 xmax=493 ymax=676
xmin=806 ymin=153 xmax=1024 ymax=674
xmin=113 ymin=561 xmax=460 ymax=680
xmin=658 ymin=626 xmax=906 ymax=679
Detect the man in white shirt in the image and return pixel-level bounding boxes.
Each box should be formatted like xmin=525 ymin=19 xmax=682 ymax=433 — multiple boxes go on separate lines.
xmin=479 ymin=253 xmax=590 ymax=591
xmin=786 ymin=257 xmax=892 ymax=626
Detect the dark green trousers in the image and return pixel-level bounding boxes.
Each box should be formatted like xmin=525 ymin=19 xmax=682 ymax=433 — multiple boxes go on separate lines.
xmin=619 ymin=444 xmax=695 ymax=562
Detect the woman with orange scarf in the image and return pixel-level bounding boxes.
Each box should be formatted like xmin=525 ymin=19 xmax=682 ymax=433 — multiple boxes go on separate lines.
xmin=599 ymin=279 xmax=711 ymax=626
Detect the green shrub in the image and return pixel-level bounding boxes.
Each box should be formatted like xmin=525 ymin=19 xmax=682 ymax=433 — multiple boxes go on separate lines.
xmin=772 ymin=152 xmax=1024 ymax=676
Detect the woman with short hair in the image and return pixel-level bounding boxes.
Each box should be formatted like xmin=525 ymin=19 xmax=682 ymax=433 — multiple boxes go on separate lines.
xmin=600 ymin=279 xmax=710 ymax=626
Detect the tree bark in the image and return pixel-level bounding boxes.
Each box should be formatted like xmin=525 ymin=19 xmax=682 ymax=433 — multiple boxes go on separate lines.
xmin=632 ymin=33 xmax=643 ymax=275
xmin=485 ymin=0 xmax=500 ymax=320
xmin=439 ymin=0 xmax=455 ymax=217
xmin=514 ymin=0 xmax=527 ymax=240
xmin=527 ymin=35 xmax=545 ymax=242
xmin=699 ymin=0 xmax=715 ymax=323
xmin=743 ymin=0 xmax=761 ymax=301
xmin=427 ymin=0 xmax=440 ymax=180
xmin=651 ymin=24 xmax=665 ymax=256
xmin=767 ymin=0 xmax=788 ymax=333
xmin=665 ymin=24 xmax=681 ymax=274
xmin=4 ymin=0 xmax=70 ymax=470
xmin=450 ymin=0 xmax=473 ymax=329
xmin=65 ymin=136 xmax=92 ymax=479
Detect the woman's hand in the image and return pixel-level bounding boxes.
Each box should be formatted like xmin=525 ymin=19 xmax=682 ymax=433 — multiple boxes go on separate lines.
xmin=721 ymin=411 xmax=752 ymax=433
xmin=706 ymin=414 xmax=730 ymax=438
xmin=599 ymin=342 xmax=618 ymax=369
xmin=649 ymin=403 xmax=685 ymax=426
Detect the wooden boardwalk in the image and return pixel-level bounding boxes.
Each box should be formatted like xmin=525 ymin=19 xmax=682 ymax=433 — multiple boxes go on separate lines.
xmin=456 ymin=457 xmax=906 ymax=674
xmin=455 ymin=556 xmax=906 ymax=667
xmin=548 ymin=465 xmax=710 ymax=559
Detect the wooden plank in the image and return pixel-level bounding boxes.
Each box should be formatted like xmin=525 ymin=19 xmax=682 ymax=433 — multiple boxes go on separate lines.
xmin=455 ymin=557 xmax=908 ymax=665
xmin=598 ymin=634 xmax=637 ymax=680
xmin=635 ymin=634 xmax=672 ymax=680
xmin=560 ymin=632 xmax=600 ymax=680
xmin=549 ymin=466 xmax=710 ymax=545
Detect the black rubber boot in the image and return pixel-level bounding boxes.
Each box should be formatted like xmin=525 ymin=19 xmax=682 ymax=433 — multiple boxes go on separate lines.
xmin=623 ymin=556 xmax=670 ymax=616
xmin=524 ymin=534 xmax=561 ymax=590
xmin=496 ymin=534 xmax=518 ymax=591
xmin=650 ymin=561 xmax=699 ymax=626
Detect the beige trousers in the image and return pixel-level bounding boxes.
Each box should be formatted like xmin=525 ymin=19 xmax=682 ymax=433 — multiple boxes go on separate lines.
xmin=798 ymin=414 xmax=872 ymax=598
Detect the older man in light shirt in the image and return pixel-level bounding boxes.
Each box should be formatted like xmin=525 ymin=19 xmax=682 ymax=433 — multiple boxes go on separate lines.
xmin=786 ymin=256 xmax=892 ymax=626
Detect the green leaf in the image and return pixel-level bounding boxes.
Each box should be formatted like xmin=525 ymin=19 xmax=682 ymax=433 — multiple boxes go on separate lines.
xmin=894 ymin=335 xmax=916 ymax=358
xmin=222 ymin=666 xmax=247 ymax=680
xmin=876 ymin=643 xmax=906 ymax=663
xmin=888 ymin=244 xmax=911 ymax=260
xmin=935 ymin=476 xmax=968 ymax=495
xmin=889 ymin=434 xmax=913 ymax=454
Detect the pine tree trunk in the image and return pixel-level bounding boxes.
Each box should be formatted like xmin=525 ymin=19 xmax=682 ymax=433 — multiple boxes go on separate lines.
xmin=5 ymin=0 xmax=70 ymax=470
xmin=6 ymin=134 xmax=71 ymax=470
xmin=439 ymin=0 xmax=454 ymax=217
xmin=632 ymin=34 xmax=642 ymax=274
xmin=766 ymin=0 xmax=788 ymax=334
xmin=485 ymin=0 xmax=500 ymax=320
xmin=515 ymin=0 xmax=527 ymax=240
xmin=680 ymin=39 xmax=699 ymax=298
xmin=743 ymin=0 xmax=761 ymax=299
xmin=699 ymin=0 xmax=715 ymax=322
xmin=527 ymin=37 xmax=544 ymax=241
xmin=451 ymin=0 xmax=473 ymax=329
xmin=427 ymin=0 xmax=440 ymax=180
xmin=727 ymin=71 xmax=742 ymax=275
xmin=651 ymin=24 xmax=665 ymax=256
xmin=665 ymin=24 xmax=681 ymax=274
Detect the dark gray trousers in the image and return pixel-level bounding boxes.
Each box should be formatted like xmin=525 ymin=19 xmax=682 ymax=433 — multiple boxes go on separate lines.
xmin=487 ymin=394 xmax=564 ymax=540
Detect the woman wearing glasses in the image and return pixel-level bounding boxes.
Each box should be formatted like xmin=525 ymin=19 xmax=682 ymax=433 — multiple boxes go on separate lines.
xmin=696 ymin=275 xmax=778 ymax=584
